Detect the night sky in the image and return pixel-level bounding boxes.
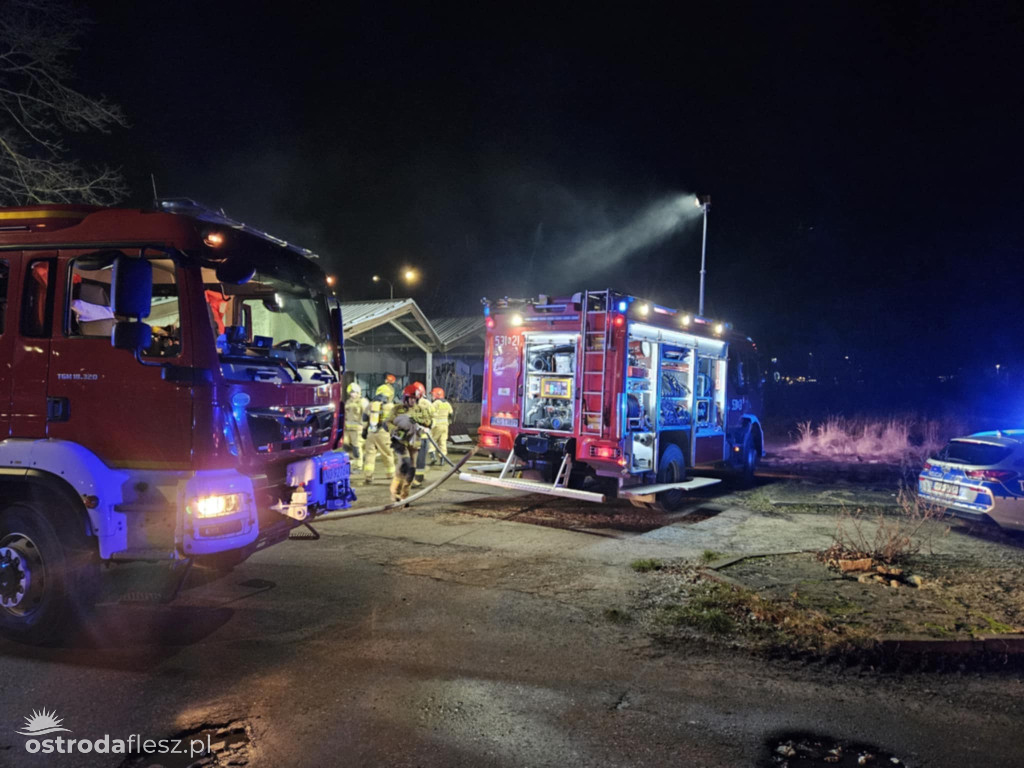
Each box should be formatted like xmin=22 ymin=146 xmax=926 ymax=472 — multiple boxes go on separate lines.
xmin=77 ymin=1 xmax=1023 ymax=380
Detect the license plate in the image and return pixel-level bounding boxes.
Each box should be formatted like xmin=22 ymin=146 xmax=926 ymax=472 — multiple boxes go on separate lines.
xmin=932 ymin=481 xmax=960 ymax=496
xmin=321 ymin=462 xmax=348 ymax=484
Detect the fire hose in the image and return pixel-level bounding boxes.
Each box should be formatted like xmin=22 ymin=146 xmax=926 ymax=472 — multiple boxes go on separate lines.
xmin=314 ymin=445 xmax=479 ymax=522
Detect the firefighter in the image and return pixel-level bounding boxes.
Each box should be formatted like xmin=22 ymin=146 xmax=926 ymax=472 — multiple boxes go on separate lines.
xmin=362 ymin=383 xmax=395 ymax=485
xmin=387 ymin=384 xmax=433 ymax=501
xmin=427 ymin=386 xmax=454 ymax=465
xmin=409 ymin=381 xmax=432 ymax=487
xmin=343 ymin=382 xmax=369 ymax=471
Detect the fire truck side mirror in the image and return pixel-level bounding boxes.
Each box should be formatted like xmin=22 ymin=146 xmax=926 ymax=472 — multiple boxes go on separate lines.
xmin=110 ymin=255 xmax=153 ymax=353
xmin=112 ymin=320 xmax=153 ymax=352
xmin=111 ymin=255 xmax=152 ymax=319
xmin=330 ymin=305 xmax=346 ymax=371
xmin=215 ymin=259 xmax=256 ymax=284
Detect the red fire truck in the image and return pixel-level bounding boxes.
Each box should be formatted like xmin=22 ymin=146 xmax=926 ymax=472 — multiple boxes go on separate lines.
xmin=0 ymin=200 xmax=353 ymax=642
xmin=463 ymin=290 xmax=763 ymax=510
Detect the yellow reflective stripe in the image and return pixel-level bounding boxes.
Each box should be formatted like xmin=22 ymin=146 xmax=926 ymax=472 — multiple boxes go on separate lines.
xmin=0 ymin=209 xmax=90 ymax=220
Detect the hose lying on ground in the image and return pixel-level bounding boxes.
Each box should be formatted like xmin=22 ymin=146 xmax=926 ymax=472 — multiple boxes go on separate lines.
xmin=315 ymin=446 xmax=480 ymax=522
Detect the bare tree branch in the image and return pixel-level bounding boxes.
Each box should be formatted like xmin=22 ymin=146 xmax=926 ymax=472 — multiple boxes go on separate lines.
xmin=0 ymin=0 xmax=129 ymax=205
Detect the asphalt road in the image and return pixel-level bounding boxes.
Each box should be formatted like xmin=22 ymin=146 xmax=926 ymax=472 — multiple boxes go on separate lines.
xmin=1 ymin=471 xmax=1022 ymax=768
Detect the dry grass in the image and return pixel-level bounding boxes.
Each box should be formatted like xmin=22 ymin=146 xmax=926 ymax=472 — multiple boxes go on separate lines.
xmin=786 ymin=414 xmax=962 ymax=469
xmin=655 ymin=581 xmax=874 ymax=654
xmin=821 ymin=487 xmax=949 ymax=565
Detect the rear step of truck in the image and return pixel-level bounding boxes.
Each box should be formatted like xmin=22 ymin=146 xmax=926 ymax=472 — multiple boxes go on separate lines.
xmin=460 ymin=451 xmax=607 ymax=502
xmin=618 ymin=477 xmax=721 ymax=503
xmin=460 ymin=451 xmax=721 ymax=504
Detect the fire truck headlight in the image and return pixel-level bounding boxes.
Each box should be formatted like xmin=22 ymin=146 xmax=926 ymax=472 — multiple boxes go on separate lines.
xmin=714 ymin=323 xmax=724 ymax=335
xmin=192 ymin=493 xmax=243 ymax=519
xmin=681 ymin=314 xmax=691 ymax=326
xmin=638 ymin=304 xmax=649 ymax=316
xmin=511 ymin=313 xmax=523 ymax=326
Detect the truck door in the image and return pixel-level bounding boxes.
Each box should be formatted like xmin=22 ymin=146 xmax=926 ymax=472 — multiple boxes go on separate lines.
xmin=12 ymin=255 xmax=56 ymax=438
xmin=693 ymin=353 xmax=727 ymax=464
xmin=46 ymin=254 xmax=194 ymax=468
xmin=0 ymin=258 xmax=11 ymax=436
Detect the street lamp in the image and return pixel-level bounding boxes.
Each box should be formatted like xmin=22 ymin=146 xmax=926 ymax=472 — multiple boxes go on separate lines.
xmin=696 ymin=194 xmax=711 ymax=317
xmin=373 ymin=268 xmax=419 ymax=300
xmin=372 ymin=274 xmax=394 ymax=299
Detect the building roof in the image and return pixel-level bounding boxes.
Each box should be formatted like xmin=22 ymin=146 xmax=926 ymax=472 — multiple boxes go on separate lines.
xmin=432 ymin=316 xmax=486 ymax=351
xmin=340 ymin=299 xmax=443 ymax=353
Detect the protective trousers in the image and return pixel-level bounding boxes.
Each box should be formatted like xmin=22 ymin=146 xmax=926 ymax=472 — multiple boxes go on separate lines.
xmin=343 ymin=426 xmax=365 ymax=470
xmin=363 ymin=429 xmax=394 ymax=480
xmin=429 ymin=423 xmax=449 ymax=459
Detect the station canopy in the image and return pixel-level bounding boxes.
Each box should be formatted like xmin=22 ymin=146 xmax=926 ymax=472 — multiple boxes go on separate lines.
xmin=340 ymin=299 xmax=483 ymax=353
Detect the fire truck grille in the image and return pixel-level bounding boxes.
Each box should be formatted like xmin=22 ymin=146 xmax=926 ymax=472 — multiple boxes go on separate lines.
xmin=246 ymin=405 xmax=334 ymax=453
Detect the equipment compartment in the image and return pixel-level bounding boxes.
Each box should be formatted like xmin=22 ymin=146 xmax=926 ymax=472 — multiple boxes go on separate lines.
xmin=522 ymin=333 xmax=578 ymax=432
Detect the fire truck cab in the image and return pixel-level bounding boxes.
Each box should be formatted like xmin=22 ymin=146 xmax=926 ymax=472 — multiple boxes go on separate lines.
xmin=464 ymin=290 xmax=763 ymax=510
xmin=0 ymin=201 xmax=353 ymax=643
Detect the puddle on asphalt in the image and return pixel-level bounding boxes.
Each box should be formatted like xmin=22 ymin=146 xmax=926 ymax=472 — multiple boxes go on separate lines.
xmin=118 ymin=719 xmax=252 ymax=768
xmin=763 ymin=732 xmax=904 ymax=767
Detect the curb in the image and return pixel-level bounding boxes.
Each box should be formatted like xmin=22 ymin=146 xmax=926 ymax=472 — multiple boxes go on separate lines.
xmin=880 ymin=634 xmax=1024 ymax=655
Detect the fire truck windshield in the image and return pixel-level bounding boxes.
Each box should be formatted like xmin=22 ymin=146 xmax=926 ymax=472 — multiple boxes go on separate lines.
xmin=202 ymin=266 xmax=336 ymax=385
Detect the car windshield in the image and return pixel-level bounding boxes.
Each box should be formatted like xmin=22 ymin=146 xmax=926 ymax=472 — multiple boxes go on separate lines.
xmin=934 ymin=440 xmax=1012 ymax=466
xmin=203 ymin=267 xmax=337 ymax=384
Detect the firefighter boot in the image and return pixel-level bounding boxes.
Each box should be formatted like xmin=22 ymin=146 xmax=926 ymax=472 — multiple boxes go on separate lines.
xmin=389 ymin=474 xmax=403 ymax=502
xmin=412 ymin=473 xmax=425 ymax=488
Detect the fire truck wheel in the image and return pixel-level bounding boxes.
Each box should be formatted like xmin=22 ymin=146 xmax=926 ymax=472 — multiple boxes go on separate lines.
xmin=651 ymin=443 xmax=686 ymax=512
xmin=741 ymin=429 xmax=761 ymax=486
xmin=0 ymin=503 xmax=99 ymax=645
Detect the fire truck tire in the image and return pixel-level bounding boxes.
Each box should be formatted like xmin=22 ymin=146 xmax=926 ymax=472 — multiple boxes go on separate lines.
xmin=651 ymin=443 xmax=687 ymax=512
xmin=0 ymin=502 xmax=99 ymax=645
xmin=741 ymin=428 xmax=761 ymax=486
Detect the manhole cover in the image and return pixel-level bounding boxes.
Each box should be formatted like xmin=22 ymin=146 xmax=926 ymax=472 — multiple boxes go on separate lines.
xmin=764 ymin=733 xmax=905 ymax=767
xmin=118 ymin=719 xmax=252 ymax=768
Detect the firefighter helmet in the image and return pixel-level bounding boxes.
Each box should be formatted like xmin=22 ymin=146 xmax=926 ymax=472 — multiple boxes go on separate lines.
xmin=431 ymin=387 xmax=445 ymax=400
xmin=347 ymin=382 xmax=362 ymax=396
xmin=412 ymin=381 xmax=426 ymax=399
xmin=375 ymin=384 xmax=394 ymax=400
xmin=402 ymin=383 xmax=420 ymax=402
xmin=385 ymin=373 xmax=397 ymax=384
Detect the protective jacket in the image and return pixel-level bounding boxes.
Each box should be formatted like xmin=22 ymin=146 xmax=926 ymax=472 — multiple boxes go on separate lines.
xmin=430 ymin=398 xmax=453 ymax=426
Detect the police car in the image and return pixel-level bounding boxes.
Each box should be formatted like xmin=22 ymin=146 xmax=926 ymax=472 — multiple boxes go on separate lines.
xmin=918 ymin=430 xmax=1024 ymax=530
